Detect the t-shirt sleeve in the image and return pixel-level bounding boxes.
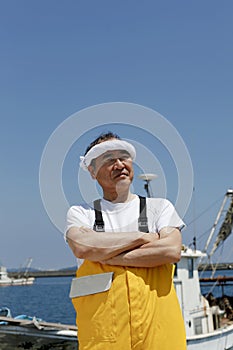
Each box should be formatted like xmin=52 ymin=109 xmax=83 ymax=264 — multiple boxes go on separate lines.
xmin=65 ymin=205 xmax=92 ymax=234
xmin=156 ymin=199 xmax=185 ymax=232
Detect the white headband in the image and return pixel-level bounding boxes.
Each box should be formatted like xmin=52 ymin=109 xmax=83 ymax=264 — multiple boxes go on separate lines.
xmin=80 ymin=139 xmax=136 ymax=171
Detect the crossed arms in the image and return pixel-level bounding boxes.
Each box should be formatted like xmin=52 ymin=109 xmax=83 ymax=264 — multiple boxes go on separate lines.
xmin=66 ymin=227 xmax=182 ymax=268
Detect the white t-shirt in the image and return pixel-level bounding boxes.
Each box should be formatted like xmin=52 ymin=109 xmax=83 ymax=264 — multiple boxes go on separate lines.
xmin=66 ymin=196 xmax=185 ymax=268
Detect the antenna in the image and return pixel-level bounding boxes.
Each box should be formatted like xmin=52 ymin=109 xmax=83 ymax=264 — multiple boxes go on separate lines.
xmin=138 ymin=173 xmax=157 ymax=198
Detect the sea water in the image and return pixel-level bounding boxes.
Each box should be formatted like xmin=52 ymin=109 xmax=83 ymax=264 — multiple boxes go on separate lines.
xmin=0 ymin=271 xmax=232 ymax=326
xmin=0 ymin=277 xmax=76 ymax=324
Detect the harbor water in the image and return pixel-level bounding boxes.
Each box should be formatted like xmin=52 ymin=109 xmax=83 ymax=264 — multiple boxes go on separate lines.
xmin=0 ymin=277 xmax=76 ymax=325
xmin=0 ymin=270 xmax=232 ymax=326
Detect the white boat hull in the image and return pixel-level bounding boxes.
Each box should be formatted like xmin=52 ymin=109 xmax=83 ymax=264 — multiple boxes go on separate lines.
xmin=0 ymin=312 xmax=78 ymax=350
xmin=0 ymin=277 xmax=35 ymax=286
xmin=175 ymin=248 xmax=233 ymax=350
xmin=0 ymin=325 xmax=78 ymax=350
xmin=187 ymin=323 xmax=233 ymax=350
xmin=0 ymin=266 xmax=35 ymax=286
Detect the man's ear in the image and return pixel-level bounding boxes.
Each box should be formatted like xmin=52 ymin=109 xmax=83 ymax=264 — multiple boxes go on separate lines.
xmin=88 ymin=165 xmax=96 ymax=179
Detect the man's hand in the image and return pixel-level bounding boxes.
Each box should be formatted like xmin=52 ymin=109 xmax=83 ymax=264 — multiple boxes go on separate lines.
xmin=66 ymin=226 xmax=153 ymax=261
xmin=100 ymin=228 xmax=182 ymax=268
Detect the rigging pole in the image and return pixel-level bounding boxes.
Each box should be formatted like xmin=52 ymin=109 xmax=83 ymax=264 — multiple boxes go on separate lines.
xmin=198 ymin=189 xmax=233 ymax=271
xmin=209 ymin=189 xmax=233 ymax=257
xmin=203 ymin=194 xmax=228 ymax=254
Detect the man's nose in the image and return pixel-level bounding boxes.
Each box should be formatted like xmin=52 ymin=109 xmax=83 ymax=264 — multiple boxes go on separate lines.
xmin=113 ymin=158 xmax=124 ymax=169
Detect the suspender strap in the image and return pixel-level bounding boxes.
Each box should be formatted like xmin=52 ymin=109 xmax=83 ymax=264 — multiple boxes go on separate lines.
xmin=93 ymin=196 xmax=149 ymax=233
xmin=138 ymin=196 xmax=149 ymax=233
xmin=93 ymin=199 xmax=105 ymax=232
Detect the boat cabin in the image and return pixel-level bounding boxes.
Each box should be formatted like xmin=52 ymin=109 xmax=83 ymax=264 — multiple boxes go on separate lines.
xmin=174 ymin=248 xmax=223 ymax=337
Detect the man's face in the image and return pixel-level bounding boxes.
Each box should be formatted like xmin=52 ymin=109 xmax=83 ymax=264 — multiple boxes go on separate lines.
xmin=89 ymin=149 xmax=134 ymax=192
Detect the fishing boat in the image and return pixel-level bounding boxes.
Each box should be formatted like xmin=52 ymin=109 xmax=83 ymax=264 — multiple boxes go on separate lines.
xmin=0 ymin=266 xmax=35 ymax=286
xmin=175 ymin=188 xmax=233 ymax=350
xmin=0 ymin=307 xmax=78 ymax=350
xmin=175 ymin=247 xmax=233 ymax=350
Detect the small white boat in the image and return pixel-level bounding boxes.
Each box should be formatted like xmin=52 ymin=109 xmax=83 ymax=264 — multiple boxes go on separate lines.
xmin=0 ymin=307 xmax=78 ymax=350
xmin=0 ymin=266 xmax=35 ymax=286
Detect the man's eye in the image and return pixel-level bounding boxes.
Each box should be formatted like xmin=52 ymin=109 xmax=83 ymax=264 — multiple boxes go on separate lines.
xmin=120 ymin=156 xmax=130 ymax=161
xmin=105 ymin=158 xmax=114 ymax=163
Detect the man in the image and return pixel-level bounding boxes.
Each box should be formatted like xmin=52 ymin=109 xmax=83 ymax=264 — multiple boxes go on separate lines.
xmin=66 ymin=132 xmax=186 ymax=350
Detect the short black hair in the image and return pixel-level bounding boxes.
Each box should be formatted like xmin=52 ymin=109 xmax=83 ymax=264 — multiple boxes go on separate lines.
xmin=84 ymin=132 xmax=121 ymax=155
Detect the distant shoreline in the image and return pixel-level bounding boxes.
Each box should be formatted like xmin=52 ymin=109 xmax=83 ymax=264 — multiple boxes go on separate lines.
xmin=7 ymin=263 xmax=233 ymax=279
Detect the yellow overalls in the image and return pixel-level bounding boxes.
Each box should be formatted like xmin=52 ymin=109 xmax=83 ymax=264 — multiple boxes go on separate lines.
xmin=72 ymin=260 xmax=186 ymax=350
xmin=72 ymin=197 xmax=186 ymax=349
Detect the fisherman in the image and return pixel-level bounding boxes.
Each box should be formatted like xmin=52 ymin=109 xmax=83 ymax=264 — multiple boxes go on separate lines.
xmin=66 ymin=132 xmax=186 ymax=350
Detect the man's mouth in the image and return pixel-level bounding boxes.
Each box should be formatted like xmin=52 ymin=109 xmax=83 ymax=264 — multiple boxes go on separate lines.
xmin=113 ymin=171 xmax=128 ymax=179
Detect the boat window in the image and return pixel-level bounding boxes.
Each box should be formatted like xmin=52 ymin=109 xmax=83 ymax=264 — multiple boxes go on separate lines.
xmin=188 ymin=258 xmax=194 ymax=279
xmin=193 ymin=317 xmax=203 ymax=335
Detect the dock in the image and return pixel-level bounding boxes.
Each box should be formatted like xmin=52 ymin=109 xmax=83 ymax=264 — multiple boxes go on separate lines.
xmin=7 ymin=262 xmax=233 ymax=279
xmin=8 ymin=268 xmax=76 ymax=279
xmin=199 ymin=275 xmax=233 ymax=295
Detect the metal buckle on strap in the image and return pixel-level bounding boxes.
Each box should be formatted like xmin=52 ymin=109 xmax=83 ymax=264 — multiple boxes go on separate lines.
xmin=138 ymin=219 xmax=149 ymax=232
xmin=93 ymin=223 xmax=105 ymax=232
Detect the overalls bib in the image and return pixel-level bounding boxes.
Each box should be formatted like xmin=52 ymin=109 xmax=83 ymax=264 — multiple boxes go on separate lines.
xmin=71 ymin=197 xmax=186 ymax=350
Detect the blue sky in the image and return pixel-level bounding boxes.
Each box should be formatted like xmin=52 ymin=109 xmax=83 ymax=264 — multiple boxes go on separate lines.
xmin=1 ymin=1 xmax=233 ymax=269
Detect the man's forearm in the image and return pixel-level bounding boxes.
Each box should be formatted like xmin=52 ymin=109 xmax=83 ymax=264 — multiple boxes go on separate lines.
xmin=101 ymin=228 xmax=182 ymax=267
xmin=66 ymin=226 xmax=153 ymax=261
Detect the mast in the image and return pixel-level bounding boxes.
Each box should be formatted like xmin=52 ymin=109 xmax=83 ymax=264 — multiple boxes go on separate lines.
xmin=203 ymin=194 xmax=228 ymax=254
xmin=198 ymin=189 xmax=233 ymax=273
xmin=209 ymin=189 xmax=233 ymax=257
